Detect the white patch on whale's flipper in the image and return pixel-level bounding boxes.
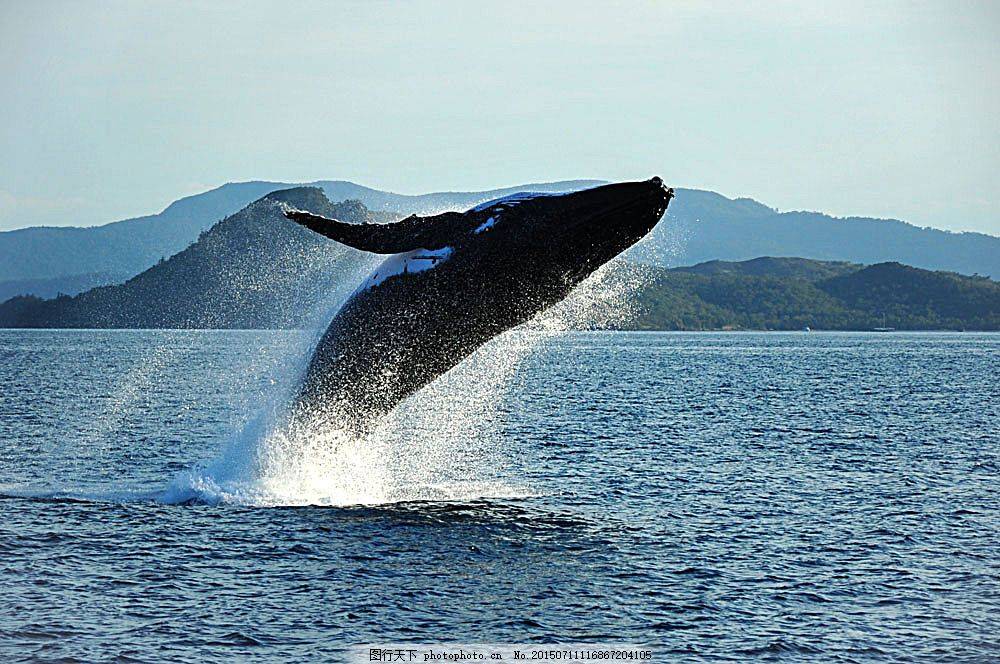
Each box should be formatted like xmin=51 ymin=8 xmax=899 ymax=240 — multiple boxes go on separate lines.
xmin=474 ymin=216 xmax=497 ymax=234
xmin=358 ymin=246 xmax=454 ymax=293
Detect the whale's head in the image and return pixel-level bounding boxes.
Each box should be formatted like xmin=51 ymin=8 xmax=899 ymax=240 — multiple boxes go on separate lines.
xmin=467 ymin=177 xmax=673 ymax=285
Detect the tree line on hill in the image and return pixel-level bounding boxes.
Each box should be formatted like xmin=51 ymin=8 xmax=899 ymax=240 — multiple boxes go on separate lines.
xmin=629 ymin=258 xmax=1000 ymax=331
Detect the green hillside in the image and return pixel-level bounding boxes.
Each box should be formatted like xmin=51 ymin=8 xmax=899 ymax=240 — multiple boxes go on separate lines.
xmin=630 ymin=258 xmax=1000 ymax=331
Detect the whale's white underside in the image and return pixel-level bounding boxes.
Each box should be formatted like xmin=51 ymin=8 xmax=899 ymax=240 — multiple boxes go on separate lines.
xmin=356 ymin=246 xmax=455 ymax=294
xmin=474 ymin=216 xmax=497 ymax=234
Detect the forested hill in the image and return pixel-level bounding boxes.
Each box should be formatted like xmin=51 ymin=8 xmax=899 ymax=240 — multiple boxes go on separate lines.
xmin=629 ymin=258 xmax=1000 ymax=331
xmin=0 ymin=188 xmax=386 ymax=329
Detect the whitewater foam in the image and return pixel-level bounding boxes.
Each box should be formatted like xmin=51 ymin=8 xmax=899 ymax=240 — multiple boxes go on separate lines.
xmin=160 ymin=327 xmax=539 ymax=507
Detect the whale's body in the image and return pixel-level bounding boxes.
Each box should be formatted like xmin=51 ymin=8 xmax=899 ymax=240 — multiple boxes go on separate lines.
xmin=284 ymin=178 xmax=673 ymax=427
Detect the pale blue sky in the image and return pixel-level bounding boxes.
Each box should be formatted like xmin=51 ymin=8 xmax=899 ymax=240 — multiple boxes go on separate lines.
xmin=1 ymin=1 xmax=997 ymax=233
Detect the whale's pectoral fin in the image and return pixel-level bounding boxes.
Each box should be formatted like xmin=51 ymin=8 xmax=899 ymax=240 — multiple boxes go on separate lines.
xmin=284 ymin=210 xmax=462 ymax=254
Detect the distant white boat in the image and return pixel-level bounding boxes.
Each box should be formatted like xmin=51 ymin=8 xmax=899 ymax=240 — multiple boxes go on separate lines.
xmin=873 ymin=313 xmax=895 ymax=332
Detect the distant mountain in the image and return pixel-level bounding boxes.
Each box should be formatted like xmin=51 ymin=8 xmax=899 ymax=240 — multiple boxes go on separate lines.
xmin=311 ymin=179 xmax=606 ymax=217
xmin=634 ymin=189 xmax=1000 ymax=278
xmin=4 ymin=228 xmax=998 ymax=332
xmin=0 ymin=272 xmax=126 ymax=304
xmin=631 ymin=258 xmax=1000 ymax=331
xmin=0 ymin=180 xmax=602 ymax=291
xmin=0 ymin=189 xmax=386 ymax=329
xmin=2 ymin=179 xmax=998 ymax=302
xmin=0 ymin=182 xmax=286 ymax=283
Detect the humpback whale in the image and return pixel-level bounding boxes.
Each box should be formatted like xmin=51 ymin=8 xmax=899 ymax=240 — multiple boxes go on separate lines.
xmin=284 ymin=177 xmax=673 ymax=429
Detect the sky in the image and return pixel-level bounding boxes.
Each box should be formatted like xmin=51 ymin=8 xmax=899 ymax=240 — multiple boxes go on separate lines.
xmin=0 ymin=0 xmax=997 ymax=234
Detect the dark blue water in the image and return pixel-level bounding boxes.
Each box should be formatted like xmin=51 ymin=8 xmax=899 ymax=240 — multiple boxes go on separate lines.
xmin=1 ymin=330 xmax=997 ymax=661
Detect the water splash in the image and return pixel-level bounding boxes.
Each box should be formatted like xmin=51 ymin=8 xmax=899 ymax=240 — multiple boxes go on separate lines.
xmin=537 ymin=259 xmax=654 ymax=332
xmin=163 ymin=240 xmax=658 ymax=507
xmin=160 ymin=325 xmax=543 ymax=507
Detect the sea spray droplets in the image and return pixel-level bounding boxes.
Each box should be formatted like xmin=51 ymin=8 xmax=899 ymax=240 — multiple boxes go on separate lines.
xmin=624 ymin=210 xmax=687 ymax=267
xmin=165 ymin=233 xmax=661 ymax=506
xmin=535 ymin=258 xmax=656 ymax=332
xmin=163 ymin=325 xmax=541 ymax=506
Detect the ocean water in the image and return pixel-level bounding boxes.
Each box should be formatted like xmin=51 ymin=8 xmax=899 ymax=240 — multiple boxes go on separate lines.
xmin=0 ymin=330 xmax=997 ymax=661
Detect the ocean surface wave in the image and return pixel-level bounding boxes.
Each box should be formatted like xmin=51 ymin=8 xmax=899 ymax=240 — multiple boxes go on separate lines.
xmin=1 ymin=330 xmax=998 ymax=662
